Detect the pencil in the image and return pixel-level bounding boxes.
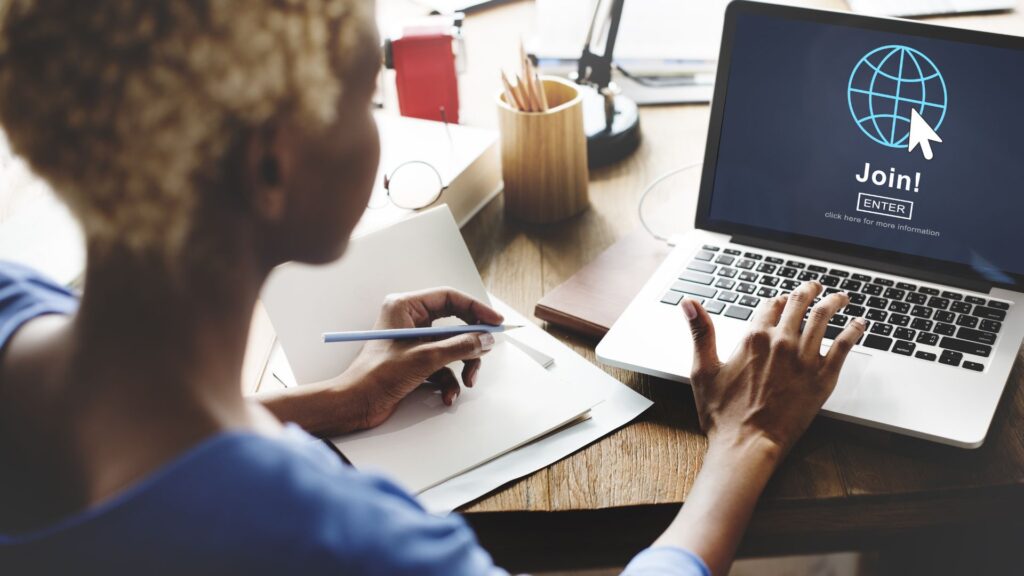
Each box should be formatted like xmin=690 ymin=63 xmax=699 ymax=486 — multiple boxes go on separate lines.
xmin=500 ymin=70 xmax=524 ymax=111
xmin=534 ymin=70 xmax=548 ymax=111
xmin=322 ymin=324 xmax=525 ymax=343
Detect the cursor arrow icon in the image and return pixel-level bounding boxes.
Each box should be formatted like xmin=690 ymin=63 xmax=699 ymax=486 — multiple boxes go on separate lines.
xmin=908 ymin=108 xmax=942 ymax=160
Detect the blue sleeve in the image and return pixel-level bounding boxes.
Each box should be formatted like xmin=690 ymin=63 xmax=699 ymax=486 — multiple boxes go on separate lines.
xmin=0 ymin=260 xmax=78 ymax=352
xmin=622 ymin=546 xmax=711 ymax=576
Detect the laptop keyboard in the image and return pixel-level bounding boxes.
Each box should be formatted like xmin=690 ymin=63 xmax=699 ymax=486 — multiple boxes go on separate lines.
xmin=660 ymin=244 xmax=1013 ymax=372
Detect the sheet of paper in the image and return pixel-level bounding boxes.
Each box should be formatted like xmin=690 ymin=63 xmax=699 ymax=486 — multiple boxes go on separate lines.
xmin=331 ymin=341 xmax=599 ymax=493
xmin=418 ymin=295 xmax=653 ymax=513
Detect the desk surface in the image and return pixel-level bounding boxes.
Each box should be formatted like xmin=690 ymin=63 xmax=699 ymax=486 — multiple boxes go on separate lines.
xmin=377 ymin=0 xmax=1024 ymax=569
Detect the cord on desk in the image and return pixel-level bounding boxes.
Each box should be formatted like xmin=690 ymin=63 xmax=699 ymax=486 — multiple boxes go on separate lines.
xmin=637 ymin=162 xmax=702 ymax=243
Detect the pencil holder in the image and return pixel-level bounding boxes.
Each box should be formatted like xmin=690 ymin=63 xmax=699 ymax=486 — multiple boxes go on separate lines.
xmin=497 ymin=76 xmax=589 ymax=224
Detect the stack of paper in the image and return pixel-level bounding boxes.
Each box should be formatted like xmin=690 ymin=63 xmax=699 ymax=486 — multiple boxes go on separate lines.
xmin=261 ymin=207 xmax=652 ymax=508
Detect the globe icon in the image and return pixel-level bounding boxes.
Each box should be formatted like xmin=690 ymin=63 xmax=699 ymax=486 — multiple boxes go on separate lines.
xmin=848 ymin=45 xmax=947 ymax=148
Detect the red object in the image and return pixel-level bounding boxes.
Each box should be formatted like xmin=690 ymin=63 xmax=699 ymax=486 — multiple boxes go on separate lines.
xmin=390 ymin=31 xmax=460 ymax=124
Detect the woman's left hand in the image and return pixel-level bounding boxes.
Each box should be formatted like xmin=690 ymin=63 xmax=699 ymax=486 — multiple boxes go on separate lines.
xmin=259 ymin=287 xmax=504 ymax=436
xmin=337 ymin=287 xmax=504 ymax=429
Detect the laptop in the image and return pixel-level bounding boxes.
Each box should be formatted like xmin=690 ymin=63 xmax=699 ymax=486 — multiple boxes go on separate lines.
xmin=848 ymin=0 xmax=1017 ymax=19
xmin=596 ymin=1 xmax=1024 ymax=448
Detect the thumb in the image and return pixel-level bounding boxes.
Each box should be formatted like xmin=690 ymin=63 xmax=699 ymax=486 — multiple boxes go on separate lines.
xmin=681 ymin=298 xmax=721 ymax=377
xmin=415 ymin=332 xmax=495 ymax=370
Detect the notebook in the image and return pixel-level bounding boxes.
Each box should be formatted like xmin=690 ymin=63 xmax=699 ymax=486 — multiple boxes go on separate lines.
xmin=261 ymin=207 xmax=600 ymax=494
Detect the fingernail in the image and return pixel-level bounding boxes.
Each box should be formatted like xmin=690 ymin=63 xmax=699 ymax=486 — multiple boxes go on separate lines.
xmin=681 ymin=299 xmax=698 ymax=320
xmin=479 ymin=333 xmax=495 ymax=351
xmin=854 ymin=317 xmax=867 ymax=328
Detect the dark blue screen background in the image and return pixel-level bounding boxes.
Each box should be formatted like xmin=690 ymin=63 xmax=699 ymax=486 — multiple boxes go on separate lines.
xmin=708 ymin=12 xmax=1024 ymax=281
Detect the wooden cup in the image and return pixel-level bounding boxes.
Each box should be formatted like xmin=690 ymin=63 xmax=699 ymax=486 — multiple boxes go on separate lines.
xmin=497 ymin=76 xmax=589 ymax=224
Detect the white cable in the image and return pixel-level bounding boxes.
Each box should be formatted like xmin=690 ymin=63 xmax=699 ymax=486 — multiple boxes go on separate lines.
xmin=637 ymin=162 xmax=702 ymax=243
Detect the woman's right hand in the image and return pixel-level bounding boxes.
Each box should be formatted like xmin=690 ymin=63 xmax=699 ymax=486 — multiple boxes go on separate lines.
xmin=681 ymin=280 xmax=867 ymax=459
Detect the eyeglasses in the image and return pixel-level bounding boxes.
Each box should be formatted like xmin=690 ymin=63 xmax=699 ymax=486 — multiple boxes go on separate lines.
xmin=368 ymin=107 xmax=453 ymax=211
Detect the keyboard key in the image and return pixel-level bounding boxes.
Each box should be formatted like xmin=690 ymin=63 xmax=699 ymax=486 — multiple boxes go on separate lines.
xmin=744 ymin=252 xmax=763 ymax=260
xmin=777 ymin=266 xmax=798 ymax=279
xmin=820 ymin=275 xmax=841 ymax=287
xmin=694 ymin=250 xmax=715 ymax=262
xmin=679 ymin=270 xmax=714 ymax=285
xmin=874 ymin=278 xmax=894 ymax=287
xmin=866 ymin=297 xmax=888 ymax=309
xmin=963 ymin=361 xmax=984 ymax=372
xmin=739 ymin=295 xmax=761 ymax=308
xmin=781 ymin=279 xmax=800 ymax=291
xmin=808 ymin=265 xmax=827 ymax=273
xmin=988 ymin=300 xmax=1010 ymax=310
xmin=884 ymin=288 xmax=906 ymax=300
xmin=934 ymin=310 xmax=956 ymax=323
xmin=798 ymin=271 xmax=820 ymax=281
xmin=724 ymin=248 xmax=741 ymax=255
xmin=759 ymin=276 xmax=780 ymax=287
xmin=939 ymin=337 xmax=991 ymax=358
xmin=757 ymin=287 xmax=778 ymax=298
xmin=939 ymin=350 xmax=963 ymax=366
xmin=906 ymin=293 xmax=928 ymax=305
xmin=934 ymin=323 xmax=956 ymax=336
xmin=670 ymin=281 xmax=717 ymax=298
xmin=737 ymin=283 xmax=756 ymax=294
xmin=661 ymin=291 xmax=685 ymax=305
xmin=829 ymin=269 xmax=850 ymax=278
xmin=894 ymin=328 xmax=916 ymax=341
xmin=956 ymin=314 xmax=979 ymax=328
xmin=980 ymin=319 xmax=1002 ymax=333
xmin=956 ymin=327 xmax=997 ymax=346
xmin=840 ymin=279 xmax=862 ymax=291
xmin=852 ymin=273 xmax=872 ymax=282
xmin=687 ymin=261 xmax=716 ymax=274
xmin=704 ymin=300 xmax=726 ymax=315
xmin=918 ymin=287 xmax=940 ymax=296
xmin=703 ymin=244 xmax=720 ymax=252
xmin=848 ymin=293 xmax=866 ymax=305
xmin=972 ymin=306 xmax=1007 ymax=321
xmin=863 ymin=335 xmax=893 ymax=351
xmin=965 ymin=296 xmax=986 ymax=305
xmin=915 ymin=351 xmax=937 ymax=361
xmin=862 ymin=284 xmax=884 ymax=296
xmin=823 ymin=325 xmax=843 ymax=340
xmin=890 ymin=314 xmax=910 ymax=327
xmin=738 ymin=271 xmax=758 ymax=282
xmin=715 ymin=255 xmax=735 ymax=266
xmin=787 ymin=260 xmax=806 ymax=269
xmin=725 ymin=305 xmax=753 ymax=321
xmin=866 ymin=309 xmax=888 ymax=322
xmin=916 ymin=332 xmax=939 ymax=346
xmin=824 ymin=288 xmax=841 ymax=296
xmin=941 ymin=291 xmax=963 ymax=301
xmin=765 ymin=256 xmax=784 ymax=264
xmin=927 ymin=297 xmax=950 ymax=310
xmin=893 ymin=340 xmax=915 ymax=356
xmin=910 ymin=305 xmax=932 ymax=319
xmin=718 ymin=291 xmax=739 ymax=303
xmin=756 ymin=263 xmax=777 ymax=274
xmin=715 ymin=278 xmax=738 ymax=291
xmin=910 ymin=318 xmax=933 ymax=331
xmin=718 ymin=267 xmax=738 ymax=278
xmin=950 ymin=301 xmax=972 ymax=314
xmin=828 ymin=314 xmax=849 ymax=326
xmin=896 ymin=282 xmax=917 ymax=291
xmin=736 ymin=259 xmax=756 ymax=270
xmin=870 ymin=323 xmax=894 ymax=336
xmin=844 ymin=304 xmax=866 ymax=317
xmin=888 ymin=302 xmax=910 ymax=314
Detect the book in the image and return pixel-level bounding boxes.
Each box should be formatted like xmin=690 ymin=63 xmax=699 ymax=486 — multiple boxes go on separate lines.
xmin=534 ymin=229 xmax=670 ymax=339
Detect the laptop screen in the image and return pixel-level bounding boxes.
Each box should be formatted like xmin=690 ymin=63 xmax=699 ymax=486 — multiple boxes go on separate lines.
xmin=701 ymin=3 xmax=1024 ymax=287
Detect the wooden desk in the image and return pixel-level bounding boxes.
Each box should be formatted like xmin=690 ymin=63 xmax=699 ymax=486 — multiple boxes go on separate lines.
xmin=375 ymin=0 xmax=1024 ymax=571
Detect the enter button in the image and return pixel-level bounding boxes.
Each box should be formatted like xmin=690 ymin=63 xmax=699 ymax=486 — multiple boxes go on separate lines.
xmin=856 ymin=193 xmax=914 ymax=220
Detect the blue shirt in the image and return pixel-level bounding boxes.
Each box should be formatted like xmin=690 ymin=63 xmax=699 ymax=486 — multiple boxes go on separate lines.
xmin=0 ymin=261 xmax=708 ymax=576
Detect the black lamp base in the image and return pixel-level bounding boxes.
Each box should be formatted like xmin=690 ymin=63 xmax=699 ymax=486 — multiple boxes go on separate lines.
xmin=579 ymin=85 xmax=641 ymax=168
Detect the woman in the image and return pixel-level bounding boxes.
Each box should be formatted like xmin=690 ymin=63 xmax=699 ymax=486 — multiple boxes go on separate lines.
xmin=0 ymin=1 xmax=865 ymax=574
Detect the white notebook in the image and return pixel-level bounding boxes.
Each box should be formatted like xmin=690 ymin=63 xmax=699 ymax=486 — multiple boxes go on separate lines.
xmin=261 ymin=207 xmax=600 ymax=493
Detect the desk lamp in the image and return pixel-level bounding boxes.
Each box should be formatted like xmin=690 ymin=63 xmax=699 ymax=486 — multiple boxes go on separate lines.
xmin=574 ymin=0 xmax=640 ymax=167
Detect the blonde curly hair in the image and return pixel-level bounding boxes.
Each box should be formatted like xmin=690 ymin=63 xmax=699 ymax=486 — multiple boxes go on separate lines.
xmin=0 ymin=0 xmax=373 ymax=254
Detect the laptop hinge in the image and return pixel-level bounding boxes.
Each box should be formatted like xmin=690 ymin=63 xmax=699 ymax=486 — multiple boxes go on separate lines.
xmin=730 ymin=234 xmax=993 ymax=294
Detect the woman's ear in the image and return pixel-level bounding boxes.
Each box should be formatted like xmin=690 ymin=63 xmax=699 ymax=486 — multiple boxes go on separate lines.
xmin=245 ymin=124 xmax=290 ymax=222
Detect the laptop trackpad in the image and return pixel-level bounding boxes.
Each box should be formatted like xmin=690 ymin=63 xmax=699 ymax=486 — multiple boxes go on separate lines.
xmin=826 ymin=349 xmax=874 ymax=410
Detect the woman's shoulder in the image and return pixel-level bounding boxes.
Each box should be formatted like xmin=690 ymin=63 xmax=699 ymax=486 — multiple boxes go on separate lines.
xmin=0 ymin=260 xmax=78 ymax=351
